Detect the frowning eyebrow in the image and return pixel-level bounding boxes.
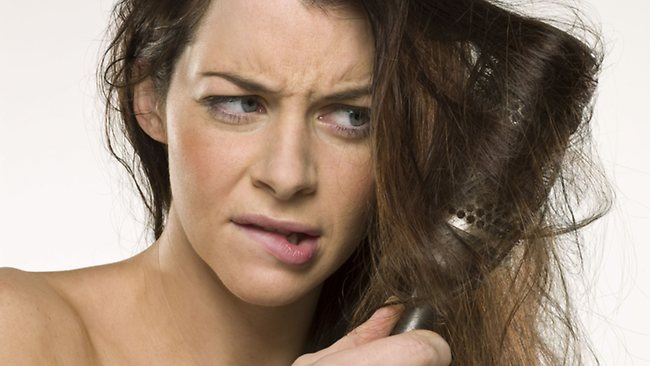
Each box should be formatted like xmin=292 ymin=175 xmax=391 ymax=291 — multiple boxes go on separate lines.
xmin=200 ymin=71 xmax=371 ymax=102
xmin=201 ymin=71 xmax=275 ymax=94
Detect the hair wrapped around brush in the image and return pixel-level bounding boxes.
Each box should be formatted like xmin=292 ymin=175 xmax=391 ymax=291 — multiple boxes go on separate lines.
xmin=100 ymin=0 xmax=610 ymax=364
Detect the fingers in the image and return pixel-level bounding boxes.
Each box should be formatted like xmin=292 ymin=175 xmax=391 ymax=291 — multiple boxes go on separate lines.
xmin=293 ymin=299 xmax=452 ymax=366
xmin=294 ymin=329 xmax=452 ymax=366
xmin=294 ymin=303 xmax=404 ymax=365
xmin=329 ymin=302 xmax=405 ymax=351
xmin=340 ymin=330 xmax=451 ymax=366
xmin=320 ymin=330 xmax=452 ymax=366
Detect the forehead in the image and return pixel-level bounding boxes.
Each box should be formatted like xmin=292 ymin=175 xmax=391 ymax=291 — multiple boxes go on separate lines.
xmin=179 ymin=0 xmax=373 ymax=95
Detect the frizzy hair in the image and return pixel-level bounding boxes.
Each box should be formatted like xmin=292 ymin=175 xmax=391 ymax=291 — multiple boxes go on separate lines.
xmin=100 ymin=0 xmax=610 ymax=364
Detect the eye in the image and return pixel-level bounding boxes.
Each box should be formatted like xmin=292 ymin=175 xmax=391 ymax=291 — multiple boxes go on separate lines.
xmin=207 ymin=96 xmax=263 ymax=113
xmin=202 ymin=95 xmax=265 ymax=124
xmin=331 ymin=108 xmax=369 ymax=127
xmin=318 ymin=106 xmax=371 ymax=139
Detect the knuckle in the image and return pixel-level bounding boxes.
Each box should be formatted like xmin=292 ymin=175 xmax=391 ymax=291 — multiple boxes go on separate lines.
xmin=408 ymin=333 xmax=437 ymax=360
xmin=345 ymin=327 xmax=376 ymax=348
xmin=405 ymin=330 xmax=452 ymax=365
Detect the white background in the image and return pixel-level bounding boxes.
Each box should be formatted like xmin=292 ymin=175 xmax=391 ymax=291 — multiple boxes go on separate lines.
xmin=0 ymin=1 xmax=648 ymax=364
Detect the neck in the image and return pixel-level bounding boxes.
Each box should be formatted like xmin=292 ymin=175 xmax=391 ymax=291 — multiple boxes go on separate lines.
xmin=137 ymin=211 xmax=321 ymax=365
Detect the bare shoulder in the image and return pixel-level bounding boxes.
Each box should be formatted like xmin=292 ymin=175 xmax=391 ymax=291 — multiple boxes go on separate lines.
xmin=0 ymin=267 xmax=96 ymax=365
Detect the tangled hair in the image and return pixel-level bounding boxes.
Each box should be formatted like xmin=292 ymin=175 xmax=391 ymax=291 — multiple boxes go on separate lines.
xmin=100 ymin=0 xmax=610 ymax=364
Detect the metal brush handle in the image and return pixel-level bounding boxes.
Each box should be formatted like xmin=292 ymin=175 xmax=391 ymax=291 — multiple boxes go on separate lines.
xmin=390 ymin=304 xmax=437 ymax=335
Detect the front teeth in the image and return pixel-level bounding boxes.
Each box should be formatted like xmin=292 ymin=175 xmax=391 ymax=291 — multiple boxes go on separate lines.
xmin=286 ymin=233 xmax=300 ymax=244
xmin=258 ymin=225 xmax=302 ymax=244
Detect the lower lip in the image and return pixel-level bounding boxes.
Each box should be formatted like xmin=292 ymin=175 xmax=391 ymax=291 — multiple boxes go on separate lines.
xmin=234 ymin=224 xmax=319 ymax=266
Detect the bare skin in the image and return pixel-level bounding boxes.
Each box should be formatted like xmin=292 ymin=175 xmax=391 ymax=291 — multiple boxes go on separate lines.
xmin=0 ymin=263 xmax=450 ymax=365
xmin=1 ymin=243 xmax=317 ymax=365
xmin=0 ymin=1 xmax=451 ymax=365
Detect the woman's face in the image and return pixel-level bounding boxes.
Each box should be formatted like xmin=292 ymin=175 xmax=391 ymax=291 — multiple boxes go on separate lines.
xmin=151 ymin=0 xmax=374 ymax=306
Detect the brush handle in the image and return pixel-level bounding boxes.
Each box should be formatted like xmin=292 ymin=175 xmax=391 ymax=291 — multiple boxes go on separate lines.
xmin=390 ymin=304 xmax=437 ymax=335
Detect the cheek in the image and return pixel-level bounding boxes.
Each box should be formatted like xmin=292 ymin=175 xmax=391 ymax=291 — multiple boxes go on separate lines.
xmin=323 ymin=153 xmax=375 ymax=246
xmin=324 ymin=168 xmax=374 ymax=278
xmin=166 ymin=120 xmax=251 ymax=221
xmin=344 ymin=174 xmax=375 ymax=239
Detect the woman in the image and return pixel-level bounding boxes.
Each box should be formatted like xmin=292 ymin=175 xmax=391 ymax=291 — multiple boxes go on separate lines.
xmin=0 ymin=0 xmax=608 ymax=364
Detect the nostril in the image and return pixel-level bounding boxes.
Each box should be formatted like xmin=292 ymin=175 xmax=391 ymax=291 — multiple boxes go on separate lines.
xmin=252 ymin=178 xmax=278 ymax=195
xmin=249 ymin=146 xmax=317 ymax=200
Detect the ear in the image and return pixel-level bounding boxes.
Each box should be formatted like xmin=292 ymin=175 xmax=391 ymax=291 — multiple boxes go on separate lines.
xmin=133 ymin=78 xmax=167 ymax=144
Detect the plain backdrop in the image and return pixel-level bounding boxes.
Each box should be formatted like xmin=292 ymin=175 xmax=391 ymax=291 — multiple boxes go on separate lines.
xmin=1 ymin=1 xmax=648 ymax=364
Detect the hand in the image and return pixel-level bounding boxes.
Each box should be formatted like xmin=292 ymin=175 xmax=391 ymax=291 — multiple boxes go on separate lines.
xmin=293 ymin=303 xmax=451 ymax=366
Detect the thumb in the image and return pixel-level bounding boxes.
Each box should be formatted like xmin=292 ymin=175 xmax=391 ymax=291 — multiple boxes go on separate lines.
xmin=328 ymin=301 xmax=405 ymax=353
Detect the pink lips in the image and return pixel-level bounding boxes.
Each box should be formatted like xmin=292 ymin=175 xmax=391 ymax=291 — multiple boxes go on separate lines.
xmin=231 ymin=214 xmax=321 ymax=266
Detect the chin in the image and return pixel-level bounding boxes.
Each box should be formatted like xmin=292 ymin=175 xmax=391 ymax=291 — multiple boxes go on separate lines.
xmin=214 ymin=263 xmax=325 ymax=308
xmin=232 ymin=285 xmax=322 ymax=309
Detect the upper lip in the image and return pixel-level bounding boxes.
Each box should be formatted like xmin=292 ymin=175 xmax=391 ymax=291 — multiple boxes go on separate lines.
xmin=231 ymin=214 xmax=322 ymax=237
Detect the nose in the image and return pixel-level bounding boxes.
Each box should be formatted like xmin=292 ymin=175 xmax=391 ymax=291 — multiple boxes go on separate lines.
xmin=250 ymin=115 xmax=317 ymax=200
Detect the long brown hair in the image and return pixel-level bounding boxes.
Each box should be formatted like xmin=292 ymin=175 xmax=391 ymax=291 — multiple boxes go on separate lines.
xmin=100 ymin=0 xmax=610 ymax=364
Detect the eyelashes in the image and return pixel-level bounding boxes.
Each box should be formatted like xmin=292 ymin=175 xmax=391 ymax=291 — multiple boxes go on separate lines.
xmin=318 ymin=105 xmax=371 ymax=139
xmin=201 ymin=95 xmax=265 ymax=125
xmin=200 ymin=95 xmax=371 ymax=139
